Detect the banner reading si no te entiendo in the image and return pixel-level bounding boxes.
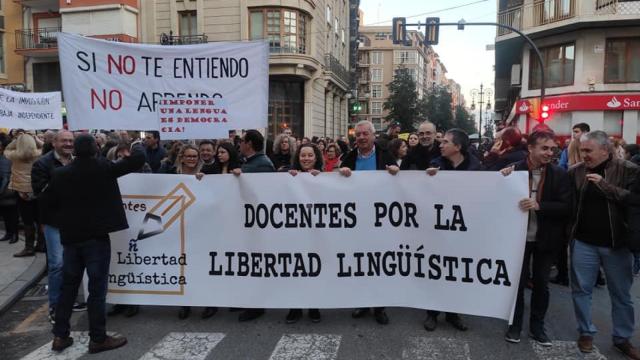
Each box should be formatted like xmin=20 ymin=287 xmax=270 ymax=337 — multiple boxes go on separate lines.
xmin=103 ymin=171 xmax=528 ymax=322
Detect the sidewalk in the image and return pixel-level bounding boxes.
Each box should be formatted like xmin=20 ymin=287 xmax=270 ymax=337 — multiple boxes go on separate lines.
xmin=0 ymin=236 xmax=46 ymax=315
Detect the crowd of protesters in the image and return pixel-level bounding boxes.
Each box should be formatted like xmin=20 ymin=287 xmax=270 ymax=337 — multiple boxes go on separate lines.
xmin=1 ymin=119 xmax=639 ymax=358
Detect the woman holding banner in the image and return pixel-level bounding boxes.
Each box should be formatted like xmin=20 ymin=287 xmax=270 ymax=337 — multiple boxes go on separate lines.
xmin=286 ymin=143 xmax=324 ymax=323
xmin=160 ymin=145 xmax=216 ymax=320
xmin=210 ymin=142 xmax=241 ymax=174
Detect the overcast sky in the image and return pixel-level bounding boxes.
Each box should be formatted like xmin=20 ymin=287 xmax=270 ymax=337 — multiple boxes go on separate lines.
xmin=359 ymin=0 xmax=497 ymax=109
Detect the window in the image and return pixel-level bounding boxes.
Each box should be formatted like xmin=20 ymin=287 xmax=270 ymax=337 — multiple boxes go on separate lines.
xmin=0 ymin=32 xmax=4 ymax=74
xmin=179 ymin=11 xmax=197 ymax=36
xmin=603 ymin=111 xmax=623 ymax=137
xmin=371 ymin=102 xmax=382 ymax=115
xmin=529 ymin=43 xmax=575 ymax=89
xmin=394 ymin=50 xmax=417 ymax=64
xmin=372 ymin=118 xmax=383 ymax=131
xmin=374 ymin=32 xmax=389 ymax=40
xmin=341 ymin=29 xmax=345 ymax=43
xmin=371 ymin=51 xmax=383 ymax=65
xmin=326 ymin=5 xmax=331 ymax=24
xmin=371 ymin=68 xmax=383 ymax=82
xmin=0 ymin=6 xmax=4 ymax=74
xmin=371 ymin=84 xmax=382 ymax=98
xmin=250 ymin=8 xmax=309 ymax=54
xmin=605 ymin=38 xmax=640 ymax=83
xmin=335 ymin=18 xmax=339 ymax=35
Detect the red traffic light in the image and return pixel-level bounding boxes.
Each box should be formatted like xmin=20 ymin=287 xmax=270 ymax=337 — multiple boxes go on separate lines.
xmin=540 ymin=105 xmax=550 ymax=121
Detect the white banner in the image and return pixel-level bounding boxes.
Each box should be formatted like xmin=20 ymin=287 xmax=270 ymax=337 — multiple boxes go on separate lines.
xmin=57 ymin=33 xmax=269 ymax=136
xmin=0 ymin=88 xmax=62 ymax=130
xmin=106 ymin=171 xmax=528 ymax=321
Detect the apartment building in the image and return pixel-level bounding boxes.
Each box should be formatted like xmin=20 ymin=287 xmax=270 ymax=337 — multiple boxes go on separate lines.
xmin=14 ymin=0 xmax=138 ymax=94
xmin=140 ymin=0 xmax=354 ymax=139
xmin=0 ymin=0 xmax=24 ymax=88
xmin=495 ymin=0 xmax=640 ymax=144
xmin=355 ymin=27 xmax=429 ymax=131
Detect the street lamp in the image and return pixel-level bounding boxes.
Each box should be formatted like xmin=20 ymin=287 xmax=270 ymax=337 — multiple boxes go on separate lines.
xmin=470 ymin=83 xmax=493 ymax=140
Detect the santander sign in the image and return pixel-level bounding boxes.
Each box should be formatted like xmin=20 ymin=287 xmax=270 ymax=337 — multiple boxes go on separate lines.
xmin=516 ymin=94 xmax=640 ymax=114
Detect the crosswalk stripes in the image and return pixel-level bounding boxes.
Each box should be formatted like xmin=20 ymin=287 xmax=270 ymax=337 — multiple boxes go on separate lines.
xmin=20 ymin=331 xmax=93 ymax=360
xmin=138 ymin=332 xmax=225 ymax=360
xmin=531 ymin=340 xmax=607 ymax=360
xmin=18 ymin=331 xmax=613 ymax=360
xmin=269 ymin=334 xmax=342 ymax=360
xmin=401 ymin=337 xmax=471 ymax=360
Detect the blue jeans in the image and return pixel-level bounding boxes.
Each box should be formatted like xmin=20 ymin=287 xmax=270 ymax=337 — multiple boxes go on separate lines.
xmin=44 ymin=225 xmax=63 ymax=309
xmin=571 ymin=239 xmax=634 ymax=343
xmin=53 ymin=239 xmax=110 ymax=343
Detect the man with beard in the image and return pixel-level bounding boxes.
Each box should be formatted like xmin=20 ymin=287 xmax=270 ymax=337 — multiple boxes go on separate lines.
xmin=501 ymin=130 xmax=571 ymax=346
xmin=401 ymin=121 xmax=441 ymax=170
xmin=32 ymin=130 xmax=80 ymax=324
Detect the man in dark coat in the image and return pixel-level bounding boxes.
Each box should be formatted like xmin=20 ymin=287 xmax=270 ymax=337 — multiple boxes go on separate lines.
xmin=31 ymin=130 xmax=75 ymax=323
xmin=339 ymin=120 xmax=399 ymax=325
xmin=233 ymin=129 xmax=274 ymax=322
xmin=501 ymin=130 xmax=571 ymax=346
xmin=423 ymin=128 xmax=480 ymax=332
xmin=568 ymin=131 xmax=640 ymax=358
xmin=48 ymin=135 xmax=144 ymax=354
xmin=401 ymin=121 xmax=441 ymax=170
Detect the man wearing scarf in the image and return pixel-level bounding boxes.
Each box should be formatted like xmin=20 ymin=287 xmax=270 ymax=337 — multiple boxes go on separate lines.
xmin=501 ymin=130 xmax=571 ymax=346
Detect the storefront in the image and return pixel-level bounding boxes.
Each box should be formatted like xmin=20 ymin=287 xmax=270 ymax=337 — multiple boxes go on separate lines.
xmin=515 ymin=93 xmax=640 ymax=144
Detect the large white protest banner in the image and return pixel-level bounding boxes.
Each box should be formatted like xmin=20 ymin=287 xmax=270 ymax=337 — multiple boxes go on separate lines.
xmin=0 ymin=88 xmax=62 ymax=130
xmin=57 ymin=33 xmax=268 ymax=137
xmin=106 ymin=171 xmax=528 ymax=321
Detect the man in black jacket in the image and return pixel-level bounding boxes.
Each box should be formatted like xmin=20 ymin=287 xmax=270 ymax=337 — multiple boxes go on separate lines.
xmin=423 ymin=129 xmax=479 ymax=332
xmin=48 ymin=135 xmax=145 ymax=354
xmin=31 ymin=130 xmax=75 ymax=324
xmin=400 ymin=121 xmax=441 ymax=170
xmin=339 ymin=120 xmax=398 ymax=325
xmin=501 ymin=130 xmax=571 ymax=346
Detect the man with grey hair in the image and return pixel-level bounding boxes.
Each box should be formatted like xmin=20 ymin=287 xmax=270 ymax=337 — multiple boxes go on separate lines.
xmin=569 ymin=130 xmax=640 ymax=358
xmin=339 ymin=120 xmax=398 ymax=325
xmin=401 ymin=121 xmax=441 ymax=170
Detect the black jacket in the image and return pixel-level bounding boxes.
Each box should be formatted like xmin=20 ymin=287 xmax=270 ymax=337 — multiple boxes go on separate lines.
xmin=514 ymin=160 xmax=571 ymax=252
xmin=31 ymin=151 xmax=66 ymax=226
xmin=430 ymin=153 xmax=482 ymax=171
xmin=400 ymin=142 xmax=442 ymax=170
xmin=569 ymin=158 xmax=640 ymax=250
xmin=341 ymin=146 xmax=396 ymax=171
xmin=47 ymin=145 xmax=145 ymax=244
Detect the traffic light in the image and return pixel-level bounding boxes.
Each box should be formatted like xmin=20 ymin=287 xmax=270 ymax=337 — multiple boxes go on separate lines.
xmin=540 ymin=104 xmax=550 ymax=121
xmin=425 ymin=17 xmax=440 ymax=45
xmin=392 ymin=17 xmax=407 ymax=45
xmin=352 ymin=102 xmax=362 ymax=113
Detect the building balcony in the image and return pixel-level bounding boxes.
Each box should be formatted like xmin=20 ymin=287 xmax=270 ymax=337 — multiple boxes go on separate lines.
xmin=496 ymin=0 xmax=640 ymax=40
xmin=160 ymin=33 xmax=208 ymax=45
xmin=13 ymin=0 xmax=59 ymax=9
xmin=324 ymin=53 xmax=350 ymax=89
xmin=15 ymin=27 xmax=60 ymax=57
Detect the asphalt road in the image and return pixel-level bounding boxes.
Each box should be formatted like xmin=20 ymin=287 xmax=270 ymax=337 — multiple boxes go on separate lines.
xmin=1 ymin=276 xmax=639 ymax=360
